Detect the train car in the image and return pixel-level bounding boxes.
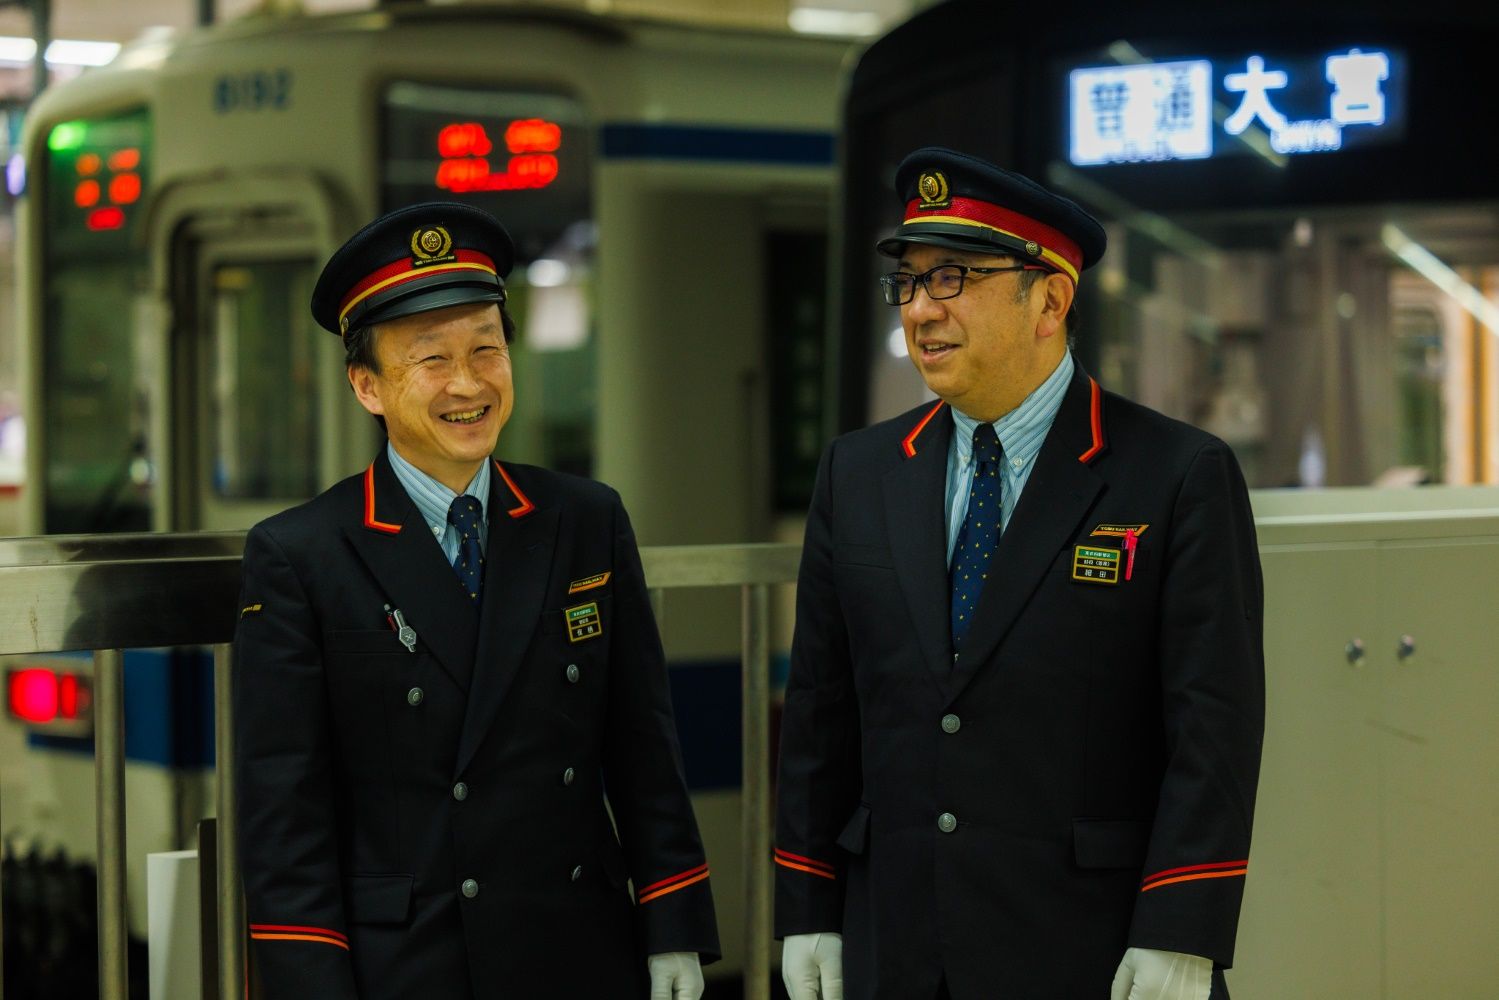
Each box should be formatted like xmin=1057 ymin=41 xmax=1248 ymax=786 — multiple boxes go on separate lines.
xmin=4 ymin=3 xmax=853 ymax=981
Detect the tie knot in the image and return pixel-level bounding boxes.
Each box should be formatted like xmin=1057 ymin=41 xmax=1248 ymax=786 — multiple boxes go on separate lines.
xmin=447 ymin=494 xmax=483 ymax=531
xmin=972 ymin=424 xmax=1001 ymax=466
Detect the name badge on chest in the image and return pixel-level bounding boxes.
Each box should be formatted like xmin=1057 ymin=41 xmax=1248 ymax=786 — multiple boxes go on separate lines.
xmin=564 ymin=601 xmax=604 ymax=643
xmin=1071 ymin=545 xmax=1121 ymax=585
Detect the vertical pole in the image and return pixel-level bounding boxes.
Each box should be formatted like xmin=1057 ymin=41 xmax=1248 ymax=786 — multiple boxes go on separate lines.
xmin=214 ymin=643 xmax=245 ymax=1000
xmin=198 ymin=0 xmax=215 ymax=27
xmin=30 ymin=0 xmax=50 ymax=98
xmin=741 ymin=584 xmax=772 ymax=1000
xmin=94 ymin=648 xmax=129 ymax=1000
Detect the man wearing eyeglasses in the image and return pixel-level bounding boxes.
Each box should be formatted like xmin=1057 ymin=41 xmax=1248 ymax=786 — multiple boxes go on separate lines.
xmin=775 ymin=148 xmax=1264 ymax=999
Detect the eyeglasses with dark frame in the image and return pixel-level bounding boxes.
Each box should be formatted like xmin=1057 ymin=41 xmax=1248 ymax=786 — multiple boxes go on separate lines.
xmin=878 ymin=262 xmax=1042 ymax=306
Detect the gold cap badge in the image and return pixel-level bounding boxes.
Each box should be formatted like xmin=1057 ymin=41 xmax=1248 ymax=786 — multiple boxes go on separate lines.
xmin=1025 ymin=240 xmax=1041 ymax=256
xmin=917 ymin=170 xmax=951 ymax=209
xmin=410 ymin=224 xmax=454 ymax=265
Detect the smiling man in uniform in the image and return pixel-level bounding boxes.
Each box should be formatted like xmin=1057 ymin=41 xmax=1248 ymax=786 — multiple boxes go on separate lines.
xmin=234 ymin=202 xmax=718 ymax=999
xmin=775 ymin=149 xmax=1265 ymax=999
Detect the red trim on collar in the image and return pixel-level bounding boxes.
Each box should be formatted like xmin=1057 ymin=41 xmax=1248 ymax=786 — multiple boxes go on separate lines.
xmin=1077 ymin=378 xmax=1105 ymax=464
xmin=363 ymin=464 xmax=402 ymax=534
xmin=492 ymin=460 xmax=535 ymax=518
xmin=901 ymin=400 xmax=947 ymax=458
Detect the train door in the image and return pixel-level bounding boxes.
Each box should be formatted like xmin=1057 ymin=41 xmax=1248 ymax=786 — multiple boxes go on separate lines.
xmin=150 ymin=182 xmax=362 ymax=532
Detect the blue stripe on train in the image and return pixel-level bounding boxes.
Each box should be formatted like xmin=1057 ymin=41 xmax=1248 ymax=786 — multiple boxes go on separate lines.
xmin=26 ymin=650 xmax=791 ymax=792
xmin=600 ymin=123 xmax=834 ymax=165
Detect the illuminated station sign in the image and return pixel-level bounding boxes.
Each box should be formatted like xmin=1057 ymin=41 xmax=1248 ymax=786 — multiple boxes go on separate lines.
xmin=1069 ymin=47 xmax=1403 ymax=166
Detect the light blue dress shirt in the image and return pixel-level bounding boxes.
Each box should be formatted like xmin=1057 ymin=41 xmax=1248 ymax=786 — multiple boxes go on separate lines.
xmin=944 ymin=352 xmax=1073 ymax=566
xmin=387 ymin=443 xmax=491 ymax=565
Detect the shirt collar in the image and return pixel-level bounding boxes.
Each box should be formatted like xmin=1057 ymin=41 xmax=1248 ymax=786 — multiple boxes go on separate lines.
xmin=951 ymin=351 xmax=1074 ymax=470
xmin=386 ymin=442 xmax=492 ymax=533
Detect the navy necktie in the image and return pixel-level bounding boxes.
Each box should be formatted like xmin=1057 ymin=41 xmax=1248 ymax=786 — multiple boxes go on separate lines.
xmin=951 ymin=424 xmax=1002 ymax=655
xmin=447 ymin=495 xmax=485 ymax=606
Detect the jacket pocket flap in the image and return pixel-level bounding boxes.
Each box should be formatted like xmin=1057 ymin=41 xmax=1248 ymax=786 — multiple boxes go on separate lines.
xmin=343 ymin=874 xmax=414 ymax=925
xmin=1072 ymin=819 xmax=1150 ymax=870
xmin=834 ymin=804 xmax=872 ymax=855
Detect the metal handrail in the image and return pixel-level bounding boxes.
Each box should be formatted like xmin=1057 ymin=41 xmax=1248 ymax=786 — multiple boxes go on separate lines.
xmin=0 ymin=532 xmax=799 ymax=1000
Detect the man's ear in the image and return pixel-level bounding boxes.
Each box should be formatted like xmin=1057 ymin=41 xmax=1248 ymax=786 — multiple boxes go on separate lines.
xmin=1035 ymin=272 xmax=1075 ymax=341
xmin=348 ymin=365 xmax=385 ymax=416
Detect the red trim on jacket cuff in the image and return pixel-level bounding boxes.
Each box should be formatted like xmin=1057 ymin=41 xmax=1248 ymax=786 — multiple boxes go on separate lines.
xmin=1140 ymin=860 xmax=1249 ymax=893
xmin=250 ymin=923 xmax=350 ymax=950
xmin=774 ymin=848 xmax=836 ymax=880
xmin=637 ymin=863 xmax=710 ymax=904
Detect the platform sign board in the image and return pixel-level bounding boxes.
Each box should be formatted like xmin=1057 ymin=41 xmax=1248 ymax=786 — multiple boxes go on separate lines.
xmin=1068 ymin=47 xmax=1405 ymax=167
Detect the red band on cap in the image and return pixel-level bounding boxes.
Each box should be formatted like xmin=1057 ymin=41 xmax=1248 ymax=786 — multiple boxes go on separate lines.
xmin=338 ymin=249 xmax=498 ymax=328
xmin=902 ymin=197 xmax=1083 ymax=280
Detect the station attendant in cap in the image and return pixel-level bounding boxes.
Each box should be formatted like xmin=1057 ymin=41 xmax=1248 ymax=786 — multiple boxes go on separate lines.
xmin=774 ymin=149 xmax=1264 ymax=999
xmin=234 ymin=202 xmax=718 ymax=999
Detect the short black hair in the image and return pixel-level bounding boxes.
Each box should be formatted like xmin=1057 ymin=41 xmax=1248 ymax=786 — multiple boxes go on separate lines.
xmin=1014 ymin=267 xmax=1080 ymax=337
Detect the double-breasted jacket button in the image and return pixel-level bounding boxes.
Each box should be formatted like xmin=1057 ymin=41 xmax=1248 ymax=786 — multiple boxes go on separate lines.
xmin=452 ymin=782 xmax=469 ymax=801
xmin=570 ymin=865 xmax=584 ymax=882
xmin=937 ymin=812 xmax=958 ymax=834
xmin=461 ymin=878 xmax=479 ymax=898
xmin=562 ymin=767 xmax=575 ymax=786
xmin=565 ymin=663 xmax=581 ymax=684
xmin=406 ymin=687 xmax=424 ymax=707
xmin=940 ymin=713 xmax=961 ymax=734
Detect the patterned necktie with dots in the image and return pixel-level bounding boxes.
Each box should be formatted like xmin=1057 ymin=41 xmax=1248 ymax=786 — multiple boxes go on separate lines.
xmin=447 ymin=494 xmax=485 ymax=606
xmin=950 ymin=424 xmax=1002 ymax=656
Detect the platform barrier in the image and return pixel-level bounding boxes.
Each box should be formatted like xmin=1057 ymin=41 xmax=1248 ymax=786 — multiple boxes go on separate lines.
xmin=0 ymin=532 xmax=799 ymax=1000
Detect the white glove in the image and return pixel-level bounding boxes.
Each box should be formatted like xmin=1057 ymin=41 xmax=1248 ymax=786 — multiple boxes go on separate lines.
xmin=1111 ymin=947 xmax=1212 ymax=1000
xmin=647 ymin=951 xmax=704 ymax=1000
xmin=781 ymin=932 xmax=843 ymax=1000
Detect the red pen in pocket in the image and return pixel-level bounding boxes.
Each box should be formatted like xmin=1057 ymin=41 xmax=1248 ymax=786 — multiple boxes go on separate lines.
xmin=1124 ymin=528 xmax=1138 ymax=581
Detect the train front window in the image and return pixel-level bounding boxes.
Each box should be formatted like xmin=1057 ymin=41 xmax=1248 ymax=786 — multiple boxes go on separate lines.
xmin=41 ymin=109 xmax=152 ymax=532
xmin=382 ymin=84 xmax=595 ymax=478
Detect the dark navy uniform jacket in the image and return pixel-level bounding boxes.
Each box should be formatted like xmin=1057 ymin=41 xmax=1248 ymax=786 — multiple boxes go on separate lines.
xmin=234 ymin=449 xmax=719 ymax=999
xmin=774 ymin=364 xmax=1264 ymax=999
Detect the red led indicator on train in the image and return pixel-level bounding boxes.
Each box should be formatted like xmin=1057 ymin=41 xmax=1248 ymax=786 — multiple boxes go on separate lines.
xmin=87 ymin=207 xmax=126 ymax=231
xmin=435 ymin=120 xmax=560 ymax=193
xmin=505 ymin=118 xmax=561 ymax=153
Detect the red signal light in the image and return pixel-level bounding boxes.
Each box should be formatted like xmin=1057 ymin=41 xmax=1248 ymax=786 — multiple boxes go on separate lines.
xmin=76 ymin=152 xmax=101 ymax=176
xmin=87 ymin=207 xmax=126 ymax=231
xmin=9 ymin=668 xmax=58 ymax=723
xmin=75 ymin=179 xmax=101 ymax=207
xmin=107 ymin=148 xmax=140 ymax=171
xmin=109 ymin=173 xmax=141 ymax=205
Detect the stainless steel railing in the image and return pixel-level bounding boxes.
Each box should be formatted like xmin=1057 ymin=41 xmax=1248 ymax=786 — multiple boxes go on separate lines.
xmin=0 ymin=532 xmax=798 ymax=1000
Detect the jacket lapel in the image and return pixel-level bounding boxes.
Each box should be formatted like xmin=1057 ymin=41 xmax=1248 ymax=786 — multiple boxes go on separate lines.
xmin=883 ymin=401 xmax=957 ymax=688
xmin=454 ymin=460 xmax=559 ymax=776
xmin=947 ymin=365 xmax=1108 ymax=701
xmin=340 ymin=450 xmax=480 ymax=693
